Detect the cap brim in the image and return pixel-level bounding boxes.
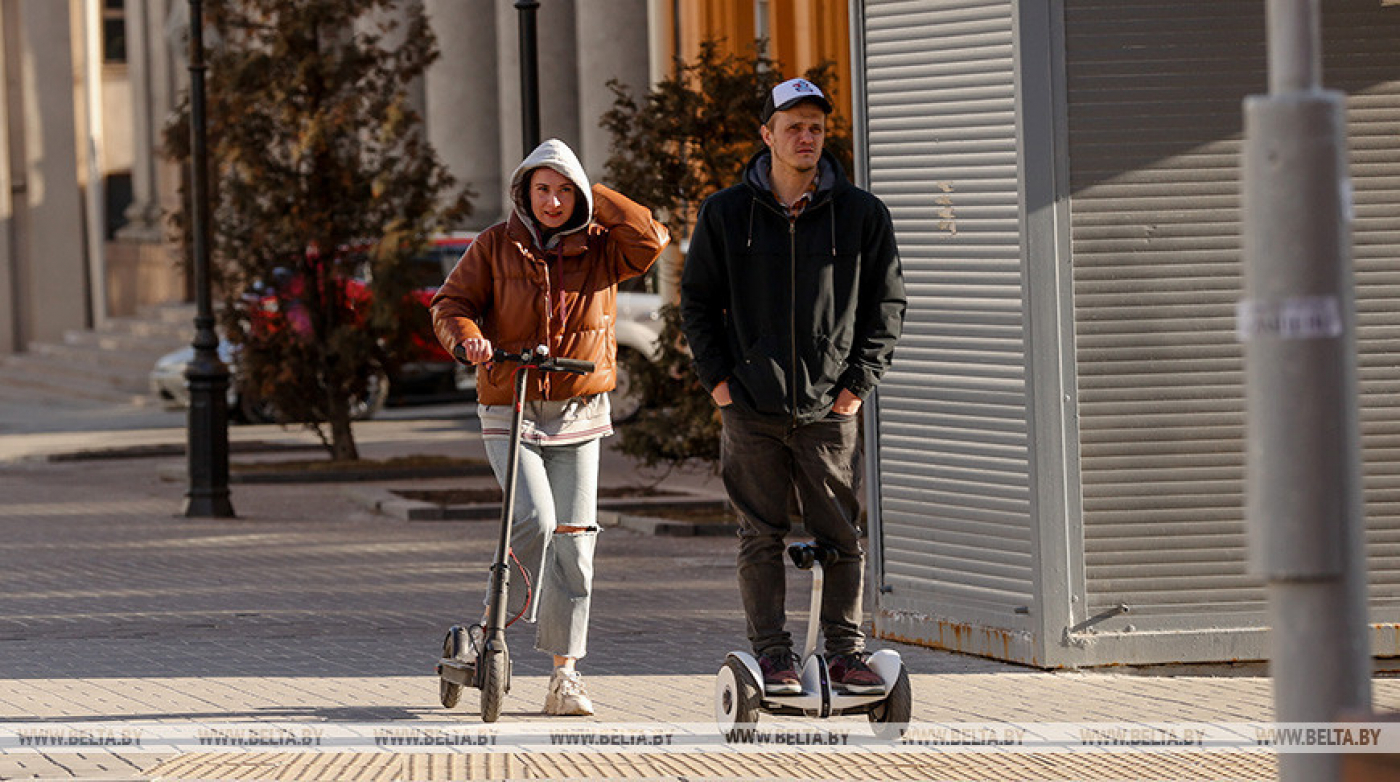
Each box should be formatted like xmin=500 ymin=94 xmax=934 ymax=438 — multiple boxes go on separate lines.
xmin=776 ymin=95 xmax=832 ymax=114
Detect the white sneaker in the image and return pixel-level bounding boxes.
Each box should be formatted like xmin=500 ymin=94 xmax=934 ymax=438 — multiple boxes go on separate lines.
xmin=544 ymin=667 xmax=594 ymax=716
xmin=457 ymin=625 xmax=484 ymax=665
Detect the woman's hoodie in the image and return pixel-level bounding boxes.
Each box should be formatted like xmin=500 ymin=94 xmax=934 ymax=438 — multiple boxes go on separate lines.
xmin=430 ymin=139 xmax=670 ymax=406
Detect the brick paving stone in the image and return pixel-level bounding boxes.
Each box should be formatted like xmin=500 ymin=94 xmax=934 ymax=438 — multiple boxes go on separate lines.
xmin=3 ymin=415 xmax=1400 ymax=780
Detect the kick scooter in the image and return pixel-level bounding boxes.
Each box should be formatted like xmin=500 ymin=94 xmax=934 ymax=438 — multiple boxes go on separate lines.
xmin=436 ymin=345 xmax=595 ymax=722
xmin=715 ymin=542 xmax=913 ymax=741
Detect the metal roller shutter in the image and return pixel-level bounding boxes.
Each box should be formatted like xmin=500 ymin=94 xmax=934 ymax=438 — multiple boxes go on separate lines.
xmin=1067 ymin=0 xmax=1400 ymax=627
xmin=863 ymin=0 xmax=1033 ymax=629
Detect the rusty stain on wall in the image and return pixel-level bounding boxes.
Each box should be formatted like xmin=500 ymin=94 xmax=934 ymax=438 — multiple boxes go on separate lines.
xmin=935 ymin=181 xmax=956 ymax=235
xmin=875 ymin=608 xmax=1044 ymax=668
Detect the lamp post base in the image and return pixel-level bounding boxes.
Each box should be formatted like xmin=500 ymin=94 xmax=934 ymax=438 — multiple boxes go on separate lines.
xmin=184 ymin=350 xmax=235 ymax=519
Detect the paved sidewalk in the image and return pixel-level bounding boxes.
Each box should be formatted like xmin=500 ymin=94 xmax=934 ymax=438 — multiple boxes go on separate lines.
xmin=2 ymin=399 xmax=1399 ymax=780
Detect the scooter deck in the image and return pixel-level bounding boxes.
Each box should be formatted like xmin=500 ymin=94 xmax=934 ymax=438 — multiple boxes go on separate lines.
xmin=732 ymin=650 xmax=900 ymax=718
xmin=437 ymin=657 xmax=476 ymax=687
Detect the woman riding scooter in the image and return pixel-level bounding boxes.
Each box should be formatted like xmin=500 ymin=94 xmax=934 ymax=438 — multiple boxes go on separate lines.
xmin=431 ymin=139 xmax=669 ymax=715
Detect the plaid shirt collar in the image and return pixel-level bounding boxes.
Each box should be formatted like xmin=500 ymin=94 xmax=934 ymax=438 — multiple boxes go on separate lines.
xmin=777 ymin=176 xmax=820 ymax=219
xmin=754 ymin=153 xmax=824 ymax=219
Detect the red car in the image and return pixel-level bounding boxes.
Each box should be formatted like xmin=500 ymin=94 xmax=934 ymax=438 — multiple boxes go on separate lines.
xmin=234 ymin=234 xmax=477 ymax=420
xmin=154 ymin=232 xmax=661 ymax=422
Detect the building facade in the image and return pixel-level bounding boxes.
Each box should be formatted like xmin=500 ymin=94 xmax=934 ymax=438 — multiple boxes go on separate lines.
xmin=0 ymin=0 xmax=850 ymax=356
xmin=857 ymin=0 xmax=1400 ymax=667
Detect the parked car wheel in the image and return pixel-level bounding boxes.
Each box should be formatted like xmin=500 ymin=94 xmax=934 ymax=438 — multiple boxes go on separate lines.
xmin=237 ymin=393 xmax=280 ymax=425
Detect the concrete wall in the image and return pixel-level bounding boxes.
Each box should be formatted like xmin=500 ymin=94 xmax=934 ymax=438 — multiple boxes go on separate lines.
xmin=11 ymin=0 xmax=89 ymax=344
xmin=1 ymin=0 xmax=661 ymax=350
xmin=0 ymin=0 xmax=17 ymax=352
xmin=425 ymin=0 xmax=502 ymax=230
xmin=575 ymin=0 xmax=651 ymax=189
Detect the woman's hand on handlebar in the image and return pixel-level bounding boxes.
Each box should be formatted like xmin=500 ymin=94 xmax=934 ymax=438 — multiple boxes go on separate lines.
xmin=453 ymin=338 xmax=494 ymax=365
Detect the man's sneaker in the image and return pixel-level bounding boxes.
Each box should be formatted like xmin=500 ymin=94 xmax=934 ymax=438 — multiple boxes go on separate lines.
xmin=758 ymin=650 xmax=803 ymax=695
xmin=827 ymin=652 xmax=886 ymax=695
xmin=544 ymin=668 xmax=594 ymax=716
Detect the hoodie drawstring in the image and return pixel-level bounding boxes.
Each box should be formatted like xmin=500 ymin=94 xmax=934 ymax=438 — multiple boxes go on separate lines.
xmin=747 ymin=199 xmax=756 ymax=249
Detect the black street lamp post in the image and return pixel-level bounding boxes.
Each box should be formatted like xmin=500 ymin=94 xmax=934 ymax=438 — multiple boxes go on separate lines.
xmin=183 ymin=0 xmax=234 ymax=518
xmin=516 ymin=0 xmax=540 ymax=151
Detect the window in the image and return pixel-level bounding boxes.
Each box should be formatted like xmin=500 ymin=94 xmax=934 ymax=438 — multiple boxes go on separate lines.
xmin=103 ymin=0 xmax=126 ymax=63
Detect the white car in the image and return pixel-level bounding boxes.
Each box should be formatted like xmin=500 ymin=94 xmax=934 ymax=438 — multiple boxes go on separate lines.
xmin=150 ymin=291 xmax=664 ymax=423
xmin=610 ymin=291 xmax=663 ymax=421
xmin=148 ymin=340 xmax=392 ymax=423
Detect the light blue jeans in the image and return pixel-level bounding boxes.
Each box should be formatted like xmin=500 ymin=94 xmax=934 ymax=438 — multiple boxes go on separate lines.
xmin=482 ymin=437 xmax=599 ymax=660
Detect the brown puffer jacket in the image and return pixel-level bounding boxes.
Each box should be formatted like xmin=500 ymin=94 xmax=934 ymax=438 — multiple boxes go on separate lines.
xmin=430 ymin=141 xmax=669 ymax=406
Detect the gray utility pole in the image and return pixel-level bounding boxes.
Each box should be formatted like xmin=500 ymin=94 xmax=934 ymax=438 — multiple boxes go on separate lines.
xmin=1241 ymin=1 xmax=1370 ymax=780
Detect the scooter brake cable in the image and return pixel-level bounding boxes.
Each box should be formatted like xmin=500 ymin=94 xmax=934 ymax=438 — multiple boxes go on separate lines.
xmin=505 ymin=547 xmax=533 ymax=628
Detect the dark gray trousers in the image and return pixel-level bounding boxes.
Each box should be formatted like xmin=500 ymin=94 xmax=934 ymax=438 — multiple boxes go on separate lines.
xmin=720 ymin=406 xmax=865 ymax=658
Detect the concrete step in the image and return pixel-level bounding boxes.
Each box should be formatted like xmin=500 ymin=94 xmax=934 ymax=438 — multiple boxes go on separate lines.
xmin=0 ymin=358 xmax=153 ymax=405
xmin=29 ymin=340 xmax=170 ymax=374
xmin=141 ymin=302 xmax=199 ymax=324
xmin=1 ymin=351 xmax=154 ymax=394
xmin=97 ymin=303 xmax=198 ymax=342
xmin=0 ymin=304 xmax=202 ymax=406
xmin=60 ymin=328 xmax=190 ymax=358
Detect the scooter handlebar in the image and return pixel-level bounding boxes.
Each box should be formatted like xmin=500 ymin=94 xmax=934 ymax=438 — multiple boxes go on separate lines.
xmin=480 ymin=347 xmax=594 ymax=375
xmin=545 ymin=357 xmax=595 ymax=375
xmin=788 ymin=542 xmax=840 ymax=571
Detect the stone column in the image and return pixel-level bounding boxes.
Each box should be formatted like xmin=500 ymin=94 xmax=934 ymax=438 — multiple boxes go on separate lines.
xmin=156 ymin=0 xmax=186 ymax=231
xmin=16 ymin=0 xmax=88 ymax=340
xmin=495 ymin=0 xmax=578 ymax=217
xmin=119 ymin=0 xmax=163 ymax=239
xmin=646 ymin=0 xmax=676 ymax=87
xmin=574 ymin=0 xmax=650 ymax=188
xmin=358 ymin=0 xmax=427 ymax=120
xmin=102 ymin=0 xmax=187 ymax=317
xmin=0 ymin=0 xmax=18 ymax=352
xmin=424 ymin=0 xmax=501 ymax=229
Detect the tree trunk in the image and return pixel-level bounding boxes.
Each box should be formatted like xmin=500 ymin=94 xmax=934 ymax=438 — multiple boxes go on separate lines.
xmin=327 ymin=393 xmax=359 ymax=461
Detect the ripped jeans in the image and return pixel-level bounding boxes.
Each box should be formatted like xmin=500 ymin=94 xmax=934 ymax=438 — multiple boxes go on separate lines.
xmin=482 ymin=437 xmax=599 ymax=660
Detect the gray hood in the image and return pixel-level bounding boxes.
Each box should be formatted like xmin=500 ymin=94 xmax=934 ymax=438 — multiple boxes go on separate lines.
xmin=509 ymin=138 xmax=593 ymax=250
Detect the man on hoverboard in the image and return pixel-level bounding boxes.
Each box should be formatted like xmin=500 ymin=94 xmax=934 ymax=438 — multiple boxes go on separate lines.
xmin=680 ymin=77 xmax=906 ymax=696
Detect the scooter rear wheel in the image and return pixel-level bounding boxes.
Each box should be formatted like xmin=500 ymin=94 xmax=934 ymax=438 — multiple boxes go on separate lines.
xmin=439 ymin=628 xmax=464 ymax=709
xmin=715 ymin=657 xmax=761 ymax=742
xmin=440 ymin=677 xmax=463 ymax=709
xmin=868 ymin=665 xmax=912 ymax=740
xmin=479 ymin=648 xmax=509 ymax=723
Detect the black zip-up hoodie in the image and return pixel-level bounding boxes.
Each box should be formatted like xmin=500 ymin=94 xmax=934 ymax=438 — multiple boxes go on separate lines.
xmin=681 ymin=149 xmax=906 ymax=425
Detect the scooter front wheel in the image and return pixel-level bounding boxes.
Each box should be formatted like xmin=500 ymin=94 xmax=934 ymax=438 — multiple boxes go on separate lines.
xmin=868 ymin=665 xmax=912 ymax=740
xmin=479 ymin=648 xmax=509 ymax=723
xmin=715 ymin=657 xmax=761 ymax=742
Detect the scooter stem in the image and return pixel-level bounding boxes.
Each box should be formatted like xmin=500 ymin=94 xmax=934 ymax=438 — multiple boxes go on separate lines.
xmin=485 ymin=361 xmax=532 ymax=642
xmin=803 ymin=560 xmax=825 ymax=660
